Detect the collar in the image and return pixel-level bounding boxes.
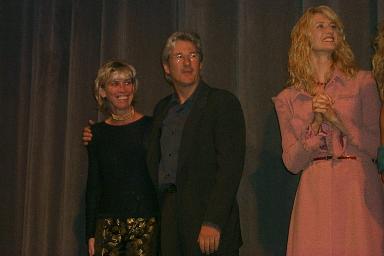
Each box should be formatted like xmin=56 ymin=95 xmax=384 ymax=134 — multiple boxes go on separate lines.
xmin=170 ymin=82 xmax=202 ymax=107
xmin=290 ymin=67 xmax=347 ymax=100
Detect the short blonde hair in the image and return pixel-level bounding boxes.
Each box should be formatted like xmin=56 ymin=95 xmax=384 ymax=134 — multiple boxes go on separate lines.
xmin=373 ymin=22 xmax=384 ymax=101
xmin=287 ymin=5 xmax=357 ymax=93
xmin=94 ymin=60 xmax=138 ymax=113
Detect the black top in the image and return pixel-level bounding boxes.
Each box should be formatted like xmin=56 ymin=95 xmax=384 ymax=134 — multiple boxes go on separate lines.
xmin=86 ymin=116 xmax=158 ymax=239
xmin=158 ymin=94 xmax=193 ymax=185
xmin=158 ymin=85 xmax=200 ymax=185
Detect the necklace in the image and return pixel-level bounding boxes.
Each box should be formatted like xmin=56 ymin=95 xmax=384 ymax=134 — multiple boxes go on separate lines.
xmin=111 ymin=107 xmax=135 ymax=121
xmin=315 ymin=79 xmax=330 ymax=86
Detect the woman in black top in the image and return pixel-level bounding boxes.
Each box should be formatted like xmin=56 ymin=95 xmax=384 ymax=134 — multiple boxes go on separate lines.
xmin=86 ymin=60 xmax=158 ymax=256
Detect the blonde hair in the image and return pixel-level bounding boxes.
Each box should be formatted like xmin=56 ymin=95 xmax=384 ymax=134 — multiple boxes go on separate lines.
xmin=94 ymin=60 xmax=138 ymax=114
xmin=373 ymin=22 xmax=384 ymax=101
xmin=287 ymin=5 xmax=357 ymax=93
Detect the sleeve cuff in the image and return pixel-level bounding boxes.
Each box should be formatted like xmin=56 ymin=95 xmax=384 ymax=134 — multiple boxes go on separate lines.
xmin=202 ymin=221 xmax=221 ymax=232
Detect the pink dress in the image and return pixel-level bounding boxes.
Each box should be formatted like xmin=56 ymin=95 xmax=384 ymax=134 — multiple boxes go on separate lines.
xmin=273 ymin=70 xmax=384 ymax=256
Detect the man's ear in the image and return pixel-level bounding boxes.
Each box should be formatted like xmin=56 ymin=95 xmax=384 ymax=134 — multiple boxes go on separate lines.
xmin=163 ymin=63 xmax=170 ymax=75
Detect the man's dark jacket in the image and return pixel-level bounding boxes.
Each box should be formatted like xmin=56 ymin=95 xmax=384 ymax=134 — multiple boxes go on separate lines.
xmin=147 ymin=81 xmax=245 ymax=255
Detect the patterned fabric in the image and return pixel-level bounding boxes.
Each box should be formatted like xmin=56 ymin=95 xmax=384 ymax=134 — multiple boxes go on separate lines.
xmin=94 ymin=217 xmax=157 ymax=256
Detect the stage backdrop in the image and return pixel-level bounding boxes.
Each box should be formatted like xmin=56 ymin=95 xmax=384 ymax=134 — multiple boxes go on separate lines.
xmin=1 ymin=0 xmax=383 ymax=255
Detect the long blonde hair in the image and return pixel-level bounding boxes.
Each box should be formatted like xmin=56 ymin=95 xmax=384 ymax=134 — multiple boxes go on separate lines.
xmin=373 ymin=22 xmax=384 ymax=101
xmin=287 ymin=5 xmax=357 ymax=93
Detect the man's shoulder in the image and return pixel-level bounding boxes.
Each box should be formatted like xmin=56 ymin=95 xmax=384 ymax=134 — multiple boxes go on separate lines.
xmin=157 ymin=94 xmax=173 ymax=104
xmin=201 ymin=82 xmax=239 ymax=103
xmin=153 ymin=94 xmax=172 ymax=112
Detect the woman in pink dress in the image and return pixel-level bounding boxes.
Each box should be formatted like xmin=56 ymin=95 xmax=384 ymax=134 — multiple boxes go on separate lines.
xmin=373 ymin=22 xmax=384 ymax=183
xmin=273 ymin=5 xmax=384 ymax=256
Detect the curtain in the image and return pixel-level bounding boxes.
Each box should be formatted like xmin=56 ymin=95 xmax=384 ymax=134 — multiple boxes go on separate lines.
xmin=2 ymin=0 xmax=383 ymax=255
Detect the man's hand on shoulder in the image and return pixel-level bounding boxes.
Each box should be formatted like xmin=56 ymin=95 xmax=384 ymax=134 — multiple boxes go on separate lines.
xmin=82 ymin=120 xmax=94 ymax=145
xmin=197 ymin=224 xmax=220 ymax=255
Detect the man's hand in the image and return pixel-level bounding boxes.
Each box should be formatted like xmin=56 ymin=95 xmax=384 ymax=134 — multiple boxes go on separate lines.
xmin=88 ymin=238 xmax=95 ymax=256
xmin=82 ymin=120 xmax=94 ymax=145
xmin=197 ymin=225 xmax=220 ymax=255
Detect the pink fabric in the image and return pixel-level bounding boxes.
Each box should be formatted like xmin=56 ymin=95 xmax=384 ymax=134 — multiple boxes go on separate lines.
xmin=273 ymin=70 xmax=384 ymax=256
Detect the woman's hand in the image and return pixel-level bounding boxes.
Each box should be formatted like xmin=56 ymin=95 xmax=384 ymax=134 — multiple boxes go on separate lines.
xmin=312 ymin=93 xmax=347 ymax=133
xmin=312 ymin=93 xmax=335 ymax=120
xmin=88 ymin=238 xmax=95 ymax=256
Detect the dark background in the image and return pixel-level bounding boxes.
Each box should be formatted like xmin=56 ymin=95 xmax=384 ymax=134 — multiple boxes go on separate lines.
xmin=1 ymin=0 xmax=383 ymax=255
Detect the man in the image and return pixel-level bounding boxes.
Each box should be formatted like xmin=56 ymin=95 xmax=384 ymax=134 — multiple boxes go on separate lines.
xmin=148 ymin=31 xmax=245 ymax=255
xmin=83 ymin=32 xmax=245 ymax=255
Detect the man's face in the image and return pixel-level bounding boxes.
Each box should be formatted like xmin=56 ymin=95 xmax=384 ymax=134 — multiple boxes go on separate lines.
xmin=163 ymin=40 xmax=202 ymax=88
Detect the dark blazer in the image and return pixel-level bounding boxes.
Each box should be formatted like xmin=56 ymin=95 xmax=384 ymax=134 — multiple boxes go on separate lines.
xmin=147 ymin=81 xmax=245 ymax=255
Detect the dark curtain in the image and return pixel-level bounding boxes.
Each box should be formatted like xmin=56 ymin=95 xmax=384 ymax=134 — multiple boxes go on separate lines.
xmin=1 ymin=0 xmax=382 ymax=255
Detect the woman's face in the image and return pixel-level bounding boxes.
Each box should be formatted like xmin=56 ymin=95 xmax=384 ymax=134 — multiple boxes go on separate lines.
xmin=100 ymin=71 xmax=135 ymax=114
xmin=309 ymin=13 xmax=339 ymax=54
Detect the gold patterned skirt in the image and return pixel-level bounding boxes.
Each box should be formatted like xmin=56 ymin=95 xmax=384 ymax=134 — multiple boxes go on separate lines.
xmin=94 ymin=217 xmax=157 ymax=256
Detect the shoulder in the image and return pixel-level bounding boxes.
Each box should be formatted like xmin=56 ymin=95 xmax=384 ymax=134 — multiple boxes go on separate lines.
xmin=156 ymin=94 xmax=172 ymax=106
xmin=355 ymin=70 xmax=376 ymax=86
xmin=139 ymin=115 xmax=153 ymax=129
xmin=90 ymin=121 xmax=105 ymax=133
xmin=203 ymin=84 xmax=241 ymax=106
xmin=209 ymin=87 xmax=237 ymax=99
xmin=341 ymin=70 xmax=377 ymax=93
xmin=88 ymin=121 xmax=106 ymax=146
xmin=153 ymin=95 xmax=172 ymax=114
xmin=141 ymin=115 xmax=153 ymax=124
xmin=273 ymin=87 xmax=298 ymax=104
xmin=355 ymin=69 xmax=374 ymax=79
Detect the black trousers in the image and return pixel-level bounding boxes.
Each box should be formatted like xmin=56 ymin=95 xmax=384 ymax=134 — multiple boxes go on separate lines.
xmin=159 ymin=191 xmax=239 ymax=256
xmin=160 ymin=191 xmax=182 ymax=256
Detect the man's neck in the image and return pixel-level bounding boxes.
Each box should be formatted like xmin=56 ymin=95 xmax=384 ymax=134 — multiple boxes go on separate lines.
xmin=174 ymin=81 xmax=200 ymax=104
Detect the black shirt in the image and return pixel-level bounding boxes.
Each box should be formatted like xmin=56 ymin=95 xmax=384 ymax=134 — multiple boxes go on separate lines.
xmin=86 ymin=116 xmax=158 ymax=239
xmin=158 ymin=87 xmax=200 ymax=185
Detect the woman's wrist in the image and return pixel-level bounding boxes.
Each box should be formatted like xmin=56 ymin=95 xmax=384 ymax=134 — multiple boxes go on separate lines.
xmin=311 ymin=122 xmax=320 ymax=134
xmin=311 ymin=113 xmax=323 ymax=134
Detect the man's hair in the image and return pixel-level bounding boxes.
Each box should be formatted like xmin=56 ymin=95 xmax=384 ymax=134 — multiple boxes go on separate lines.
xmin=161 ymin=31 xmax=204 ymax=65
xmin=373 ymin=22 xmax=384 ymax=101
xmin=94 ymin=60 xmax=138 ymax=113
xmin=287 ymin=5 xmax=357 ymax=93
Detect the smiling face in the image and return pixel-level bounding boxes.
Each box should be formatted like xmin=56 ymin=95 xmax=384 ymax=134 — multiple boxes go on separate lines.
xmin=163 ymin=40 xmax=202 ymax=88
xmin=99 ymin=71 xmax=135 ymax=114
xmin=309 ymin=13 xmax=339 ymax=54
